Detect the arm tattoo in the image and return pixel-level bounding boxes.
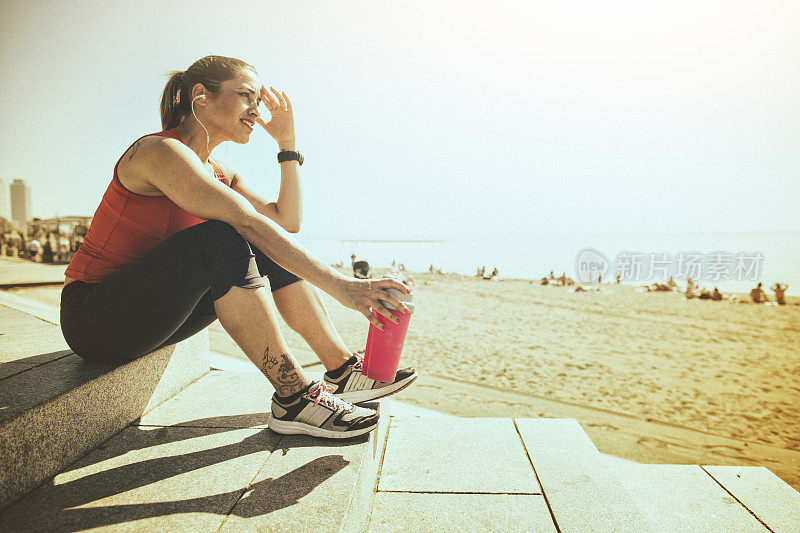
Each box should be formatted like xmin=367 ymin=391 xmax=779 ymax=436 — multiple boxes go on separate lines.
xmin=260 ymin=349 xmax=304 ymax=397
xmin=127 ymin=140 xmax=141 ymax=161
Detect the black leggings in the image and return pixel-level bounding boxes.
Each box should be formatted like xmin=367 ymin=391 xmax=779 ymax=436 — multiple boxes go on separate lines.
xmin=60 ymin=220 xmax=302 ymax=364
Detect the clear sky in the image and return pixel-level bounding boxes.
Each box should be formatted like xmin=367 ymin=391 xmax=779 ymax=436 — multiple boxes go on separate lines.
xmin=1 ymin=0 xmax=798 ymax=239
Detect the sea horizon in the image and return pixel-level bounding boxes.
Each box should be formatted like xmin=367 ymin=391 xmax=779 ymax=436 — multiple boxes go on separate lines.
xmin=297 ymin=229 xmax=800 ymax=295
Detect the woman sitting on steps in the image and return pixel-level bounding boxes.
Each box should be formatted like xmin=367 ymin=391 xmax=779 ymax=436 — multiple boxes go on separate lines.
xmin=60 ymin=55 xmax=417 ymax=439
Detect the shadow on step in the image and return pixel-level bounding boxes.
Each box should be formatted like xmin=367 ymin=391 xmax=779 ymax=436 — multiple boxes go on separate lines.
xmin=1 ymin=413 xmax=371 ymax=532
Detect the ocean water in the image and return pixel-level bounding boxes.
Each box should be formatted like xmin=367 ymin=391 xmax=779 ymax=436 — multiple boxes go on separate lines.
xmin=297 ymin=230 xmax=800 ymax=295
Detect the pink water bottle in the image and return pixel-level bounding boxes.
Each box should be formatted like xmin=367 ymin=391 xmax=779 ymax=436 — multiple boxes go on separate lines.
xmin=362 ymin=288 xmax=414 ymax=383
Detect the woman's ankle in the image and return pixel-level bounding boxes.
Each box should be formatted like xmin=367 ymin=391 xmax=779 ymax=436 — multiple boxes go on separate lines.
xmin=318 ymin=348 xmax=353 ymax=372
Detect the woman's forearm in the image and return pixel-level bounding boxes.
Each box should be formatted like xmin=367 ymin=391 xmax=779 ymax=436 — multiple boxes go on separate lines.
xmin=238 ymin=209 xmax=346 ymax=295
xmin=233 ymin=140 xmax=302 ymax=233
xmin=275 ymin=139 xmax=302 ymax=231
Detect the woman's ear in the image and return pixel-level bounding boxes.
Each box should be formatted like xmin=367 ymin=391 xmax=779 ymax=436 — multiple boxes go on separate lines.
xmin=191 ymin=83 xmax=208 ymax=103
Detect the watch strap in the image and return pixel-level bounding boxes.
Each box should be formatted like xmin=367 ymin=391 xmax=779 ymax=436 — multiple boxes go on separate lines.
xmin=277 ymin=150 xmax=304 ymax=166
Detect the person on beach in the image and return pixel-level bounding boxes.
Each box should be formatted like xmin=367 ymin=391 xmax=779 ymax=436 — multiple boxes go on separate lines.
xmin=353 ymin=259 xmax=371 ymax=279
xmin=26 ymin=238 xmax=41 ymax=262
xmin=60 ymin=56 xmax=417 ymax=440
xmin=711 ymin=287 xmax=723 ymax=301
xmin=770 ymin=283 xmax=788 ymax=305
xmin=750 ymin=282 xmax=769 ymax=304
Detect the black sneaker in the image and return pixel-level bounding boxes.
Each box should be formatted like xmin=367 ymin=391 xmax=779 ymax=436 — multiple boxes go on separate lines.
xmin=268 ymin=381 xmax=379 ymax=439
xmin=324 ymin=353 xmax=418 ymax=404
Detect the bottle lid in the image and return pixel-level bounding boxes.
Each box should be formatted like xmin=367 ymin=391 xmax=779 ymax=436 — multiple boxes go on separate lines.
xmin=380 ymin=287 xmax=414 ymax=311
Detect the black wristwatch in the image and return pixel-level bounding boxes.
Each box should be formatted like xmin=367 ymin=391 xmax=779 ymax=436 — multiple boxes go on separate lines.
xmin=277 ymin=150 xmax=304 ymax=166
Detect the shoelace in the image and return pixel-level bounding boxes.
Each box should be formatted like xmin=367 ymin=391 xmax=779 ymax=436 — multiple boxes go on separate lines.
xmin=352 ymin=353 xmax=364 ymax=372
xmin=309 ymin=381 xmax=350 ymax=410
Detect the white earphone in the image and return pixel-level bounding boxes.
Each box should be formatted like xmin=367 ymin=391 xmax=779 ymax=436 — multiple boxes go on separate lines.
xmin=191 ymin=93 xmax=210 ymax=156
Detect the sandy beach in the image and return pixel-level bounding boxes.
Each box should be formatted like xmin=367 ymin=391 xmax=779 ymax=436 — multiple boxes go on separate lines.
xmin=5 ymin=263 xmax=799 ymax=491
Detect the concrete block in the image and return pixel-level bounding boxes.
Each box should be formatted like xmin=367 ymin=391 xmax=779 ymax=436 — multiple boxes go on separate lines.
xmin=0 ymin=292 xmax=61 ymax=325
xmin=0 ymin=305 xmax=69 ymax=362
xmin=369 ymin=493 xmax=556 ymax=532
xmin=220 ymin=402 xmax=386 ymax=533
xmin=0 ymin=330 xmax=209 ymax=510
xmin=341 ymin=402 xmax=392 ymax=533
xmin=516 ymin=418 xmax=654 ymax=532
xmin=139 ymin=367 xmax=390 ymax=532
xmin=0 ymin=425 xmax=276 ymax=531
xmin=703 ymin=465 xmax=800 ymax=532
xmin=0 ymin=349 xmax=72 ymax=379
xmin=0 ymin=331 xmax=70 ymax=360
xmin=138 ymin=369 xmax=271 ymax=429
xmin=0 ymin=304 xmax=44 ymax=329
xmin=608 ymin=463 xmax=765 ymax=532
xmin=0 ymin=362 xmax=32 ymax=380
xmin=378 ymin=417 xmax=538 ymax=494
xmin=0 ymin=350 xmax=70 ymax=372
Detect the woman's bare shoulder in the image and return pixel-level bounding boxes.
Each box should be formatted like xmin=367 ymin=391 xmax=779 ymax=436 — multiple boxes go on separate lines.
xmin=121 ymin=133 xmax=182 ymax=165
xmin=118 ymin=134 xmax=185 ymax=195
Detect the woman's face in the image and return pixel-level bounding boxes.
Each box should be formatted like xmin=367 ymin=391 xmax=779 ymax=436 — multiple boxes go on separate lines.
xmin=204 ymin=69 xmax=262 ymax=144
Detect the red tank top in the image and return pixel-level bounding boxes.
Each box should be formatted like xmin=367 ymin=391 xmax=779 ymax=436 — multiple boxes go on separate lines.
xmin=64 ymin=129 xmax=229 ymax=285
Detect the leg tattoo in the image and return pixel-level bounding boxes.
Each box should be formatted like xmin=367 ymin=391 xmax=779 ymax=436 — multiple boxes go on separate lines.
xmin=261 ymin=347 xmax=279 ymax=374
xmin=261 ymin=347 xmax=305 ymax=397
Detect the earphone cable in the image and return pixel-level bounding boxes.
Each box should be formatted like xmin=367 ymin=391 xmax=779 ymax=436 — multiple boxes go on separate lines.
xmin=191 ymin=96 xmax=210 ymax=157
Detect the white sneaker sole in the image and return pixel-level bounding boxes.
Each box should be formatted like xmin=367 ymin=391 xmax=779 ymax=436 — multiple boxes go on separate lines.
xmin=332 ymin=372 xmax=418 ymax=403
xmin=268 ymin=416 xmax=378 ymax=439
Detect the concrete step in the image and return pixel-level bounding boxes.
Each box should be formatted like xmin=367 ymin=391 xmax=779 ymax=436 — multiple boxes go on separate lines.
xmin=514 ymin=418 xmax=656 ymax=532
xmin=366 ymin=416 xmax=799 ymax=532
xmin=605 ymin=461 xmax=800 ymax=532
xmin=365 ymin=416 xmax=654 ymax=532
xmin=0 ymin=294 xmax=210 ymax=511
xmin=0 ymin=365 xmax=389 ymax=531
xmin=3 ymin=366 xmax=797 ymax=533
xmin=367 ymin=415 xmax=556 ymax=532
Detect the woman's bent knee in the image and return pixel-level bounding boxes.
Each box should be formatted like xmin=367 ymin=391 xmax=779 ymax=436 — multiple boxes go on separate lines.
xmin=195 ymin=220 xmax=249 ymax=248
xmin=192 ymin=221 xmax=266 ymax=300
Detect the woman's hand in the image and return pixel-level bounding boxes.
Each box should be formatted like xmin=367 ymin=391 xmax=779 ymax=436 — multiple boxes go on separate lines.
xmin=256 ymin=86 xmax=295 ymax=146
xmin=332 ymin=276 xmax=413 ymax=330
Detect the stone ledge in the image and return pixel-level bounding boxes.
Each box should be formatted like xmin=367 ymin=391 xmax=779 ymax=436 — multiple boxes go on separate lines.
xmin=0 ymin=364 xmax=388 ymax=532
xmin=0 ymin=312 xmax=210 ymax=511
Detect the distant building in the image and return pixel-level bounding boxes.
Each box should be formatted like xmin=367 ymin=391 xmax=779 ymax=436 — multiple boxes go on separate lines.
xmin=10 ymin=179 xmax=31 ymax=229
xmin=29 ymin=215 xmax=92 ymax=235
xmin=0 ymin=178 xmax=10 ymax=221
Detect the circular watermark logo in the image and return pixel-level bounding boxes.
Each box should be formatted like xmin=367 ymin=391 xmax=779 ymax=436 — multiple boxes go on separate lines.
xmin=576 ymin=248 xmax=609 ymax=283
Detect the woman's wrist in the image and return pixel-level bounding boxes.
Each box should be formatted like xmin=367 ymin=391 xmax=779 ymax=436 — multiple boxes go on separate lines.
xmin=277 ymin=138 xmax=296 ymax=151
xmin=319 ymin=266 xmax=352 ymax=298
